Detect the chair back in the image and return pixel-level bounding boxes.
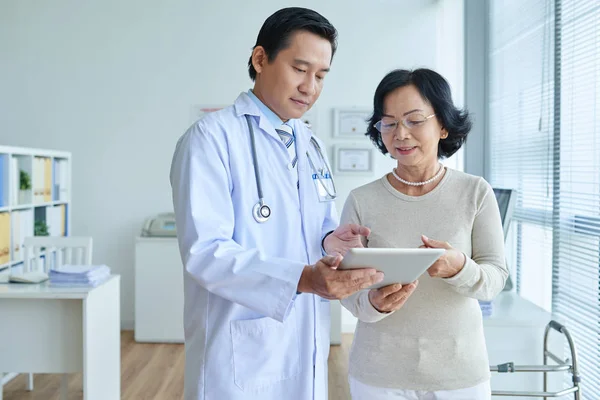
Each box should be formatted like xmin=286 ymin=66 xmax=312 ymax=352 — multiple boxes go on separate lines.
xmin=23 ymin=236 xmax=93 ymax=273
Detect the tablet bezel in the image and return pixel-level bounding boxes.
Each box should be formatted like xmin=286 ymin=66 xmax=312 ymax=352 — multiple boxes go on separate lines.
xmin=338 ymin=248 xmax=445 ymax=289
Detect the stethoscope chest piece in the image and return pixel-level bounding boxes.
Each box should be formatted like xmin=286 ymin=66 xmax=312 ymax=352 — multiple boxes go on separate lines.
xmin=253 ymin=201 xmax=271 ymax=223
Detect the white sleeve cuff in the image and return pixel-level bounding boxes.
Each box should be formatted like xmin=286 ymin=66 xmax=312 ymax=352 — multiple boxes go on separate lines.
xmin=277 ymin=262 xmax=309 ymax=322
xmin=357 ymin=289 xmax=394 ymax=323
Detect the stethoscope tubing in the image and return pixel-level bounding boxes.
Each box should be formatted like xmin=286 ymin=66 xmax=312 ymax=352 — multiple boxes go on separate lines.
xmin=244 ymin=114 xmax=335 ymax=223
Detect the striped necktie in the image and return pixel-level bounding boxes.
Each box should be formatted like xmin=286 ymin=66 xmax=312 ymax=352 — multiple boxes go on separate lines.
xmin=275 ymin=124 xmax=299 ymax=188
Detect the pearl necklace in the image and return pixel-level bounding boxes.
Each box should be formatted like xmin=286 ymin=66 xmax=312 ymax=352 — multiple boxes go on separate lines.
xmin=391 ymin=164 xmax=445 ymax=186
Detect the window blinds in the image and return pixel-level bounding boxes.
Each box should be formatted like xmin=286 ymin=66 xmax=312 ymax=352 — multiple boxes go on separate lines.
xmin=488 ymin=0 xmax=599 ymax=396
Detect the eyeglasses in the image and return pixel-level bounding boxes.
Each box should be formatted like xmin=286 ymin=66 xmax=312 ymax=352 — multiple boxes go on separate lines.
xmin=374 ymin=113 xmax=436 ymax=135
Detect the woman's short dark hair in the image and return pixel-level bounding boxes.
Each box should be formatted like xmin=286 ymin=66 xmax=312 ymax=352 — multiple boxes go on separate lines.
xmin=366 ymin=68 xmax=471 ymax=159
xmin=248 ymin=7 xmax=338 ymax=81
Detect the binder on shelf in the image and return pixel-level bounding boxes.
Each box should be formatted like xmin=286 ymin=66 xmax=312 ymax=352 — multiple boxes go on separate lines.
xmin=11 ymin=209 xmax=34 ymax=262
xmin=10 ymin=157 xmax=19 ymax=206
xmin=58 ymin=204 xmax=66 ymax=236
xmin=34 ymin=156 xmax=51 ymax=204
xmin=0 ymin=154 xmax=5 ymax=208
xmin=53 ymin=158 xmax=69 ymax=202
xmin=44 ymin=157 xmax=51 ymax=203
xmin=53 ymin=159 xmax=58 ymax=202
xmin=0 ymin=212 xmax=11 ymax=265
xmin=33 ymin=157 xmax=41 ymax=204
xmin=12 ymin=211 xmax=20 ymax=259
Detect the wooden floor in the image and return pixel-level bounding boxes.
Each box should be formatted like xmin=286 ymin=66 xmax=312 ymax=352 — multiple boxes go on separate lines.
xmin=3 ymin=331 xmax=353 ymax=400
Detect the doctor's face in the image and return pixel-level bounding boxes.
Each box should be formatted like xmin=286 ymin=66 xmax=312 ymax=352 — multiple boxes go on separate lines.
xmin=252 ymin=30 xmax=332 ymax=121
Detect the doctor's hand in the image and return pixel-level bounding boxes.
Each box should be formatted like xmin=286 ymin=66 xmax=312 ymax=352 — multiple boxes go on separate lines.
xmin=323 ymin=224 xmax=371 ymax=256
xmin=368 ymin=281 xmax=419 ymax=313
xmin=419 ymin=235 xmax=466 ymax=279
xmin=297 ymin=254 xmax=384 ymax=300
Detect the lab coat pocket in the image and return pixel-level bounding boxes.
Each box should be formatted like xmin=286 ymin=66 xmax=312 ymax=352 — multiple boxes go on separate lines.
xmin=230 ymin=307 xmax=301 ymax=392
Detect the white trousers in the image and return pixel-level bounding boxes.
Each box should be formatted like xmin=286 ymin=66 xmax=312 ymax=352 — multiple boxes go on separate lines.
xmin=349 ymin=376 xmax=491 ymax=400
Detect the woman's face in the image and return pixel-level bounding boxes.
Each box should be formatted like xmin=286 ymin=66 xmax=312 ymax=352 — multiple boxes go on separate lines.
xmin=379 ymin=84 xmax=446 ymax=169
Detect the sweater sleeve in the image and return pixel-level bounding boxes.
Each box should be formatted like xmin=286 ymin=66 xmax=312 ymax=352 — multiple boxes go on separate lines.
xmin=442 ymin=179 xmax=509 ymax=300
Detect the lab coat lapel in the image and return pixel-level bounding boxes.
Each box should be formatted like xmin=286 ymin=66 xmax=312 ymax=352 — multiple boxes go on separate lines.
xmin=233 ymin=92 xmax=285 ymax=145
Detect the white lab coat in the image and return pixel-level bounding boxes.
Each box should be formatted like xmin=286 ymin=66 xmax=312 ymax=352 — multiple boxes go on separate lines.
xmin=170 ymin=92 xmax=338 ymax=400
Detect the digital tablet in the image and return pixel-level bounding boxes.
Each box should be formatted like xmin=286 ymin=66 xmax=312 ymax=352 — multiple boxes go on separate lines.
xmin=338 ymin=248 xmax=445 ymax=289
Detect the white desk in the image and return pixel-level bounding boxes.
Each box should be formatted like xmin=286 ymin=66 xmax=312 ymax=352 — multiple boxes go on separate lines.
xmin=483 ymin=291 xmax=563 ymax=399
xmin=0 ymin=275 xmax=121 ymax=400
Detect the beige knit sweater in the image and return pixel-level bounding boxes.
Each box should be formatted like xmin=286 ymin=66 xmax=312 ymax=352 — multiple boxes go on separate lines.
xmin=340 ymin=168 xmax=508 ymax=391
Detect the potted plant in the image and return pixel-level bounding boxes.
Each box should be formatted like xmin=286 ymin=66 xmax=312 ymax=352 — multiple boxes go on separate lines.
xmin=34 ymin=220 xmax=49 ymax=236
xmin=19 ymin=170 xmax=31 ymax=204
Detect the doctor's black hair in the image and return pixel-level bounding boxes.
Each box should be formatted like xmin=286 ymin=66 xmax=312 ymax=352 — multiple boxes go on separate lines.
xmin=366 ymin=68 xmax=472 ymax=159
xmin=248 ymin=7 xmax=338 ymax=81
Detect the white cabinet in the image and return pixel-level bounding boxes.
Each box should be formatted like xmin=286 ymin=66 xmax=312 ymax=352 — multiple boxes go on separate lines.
xmin=329 ymin=300 xmax=342 ymax=345
xmin=134 ymin=237 xmax=184 ymax=342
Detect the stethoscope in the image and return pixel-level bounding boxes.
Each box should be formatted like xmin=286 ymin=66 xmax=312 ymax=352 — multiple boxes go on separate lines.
xmin=245 ymin=115 xmax=337 ymax=223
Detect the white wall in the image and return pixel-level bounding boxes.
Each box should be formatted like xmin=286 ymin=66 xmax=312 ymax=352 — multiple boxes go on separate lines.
xmin=0 ymin=0 xmax=464 ymax=329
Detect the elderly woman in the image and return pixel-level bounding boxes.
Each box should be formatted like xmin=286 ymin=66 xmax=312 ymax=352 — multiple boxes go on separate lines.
xmin=340 ymin=68 xmax=507 ymax=400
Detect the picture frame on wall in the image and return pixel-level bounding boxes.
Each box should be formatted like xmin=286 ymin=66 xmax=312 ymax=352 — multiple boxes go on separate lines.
xmin=333 ymin=144 xmax=374 ymax=176
xmin=332 ymin=108 xmax=371 ymax=138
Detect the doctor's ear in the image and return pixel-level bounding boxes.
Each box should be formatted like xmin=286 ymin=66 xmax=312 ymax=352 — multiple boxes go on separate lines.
xmin=251 ymin=46 xmax=268 ymax=75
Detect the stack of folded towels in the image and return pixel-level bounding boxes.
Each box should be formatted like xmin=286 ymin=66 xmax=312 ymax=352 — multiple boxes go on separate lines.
xmin=49 ymin=264 xmax=111 ymax=287
xmin=479 ymin=300 xmax=493 ymax=318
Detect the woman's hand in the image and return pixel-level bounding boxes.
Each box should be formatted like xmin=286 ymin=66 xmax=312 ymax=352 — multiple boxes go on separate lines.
xmin=368 ymin=281 xmax=418 ymax=313
xmin=419 ymin=235 xmax=466 ymax=278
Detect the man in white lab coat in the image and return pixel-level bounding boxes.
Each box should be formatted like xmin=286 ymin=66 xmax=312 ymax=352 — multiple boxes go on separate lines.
xmin=170 ymin=7 xmax=383 ymax=400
